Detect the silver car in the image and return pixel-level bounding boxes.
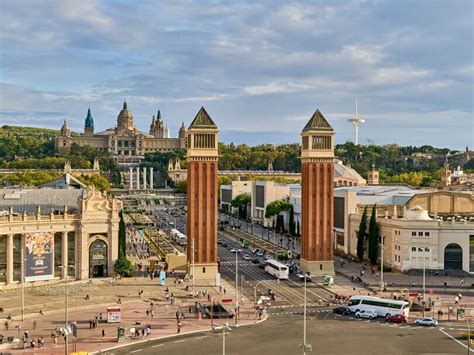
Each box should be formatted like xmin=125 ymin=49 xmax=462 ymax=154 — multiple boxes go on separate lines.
xmin=414 ymin=317 xmax=438 ymax=326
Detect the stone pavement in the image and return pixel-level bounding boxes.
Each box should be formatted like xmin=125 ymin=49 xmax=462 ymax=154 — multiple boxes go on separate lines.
xmin=0 ymin=276 xmax=261 ymax=354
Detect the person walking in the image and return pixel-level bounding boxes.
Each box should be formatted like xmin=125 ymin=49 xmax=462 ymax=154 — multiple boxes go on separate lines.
xmin=33 ymin=320 xmax=37 ymax=330
xmin=102 ymin=329 xmax=105 ymax=338
xmin=151 ymin=310 xmax=154 ymax=319
xmin=177 ymin=321 xmax=182 ymax=334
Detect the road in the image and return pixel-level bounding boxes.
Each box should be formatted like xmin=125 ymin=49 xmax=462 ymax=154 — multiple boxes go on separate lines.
xmin=102 ymin=309 xmax=470 ymax=354
xmin=151 ymin=206 xmax=333 ymax=306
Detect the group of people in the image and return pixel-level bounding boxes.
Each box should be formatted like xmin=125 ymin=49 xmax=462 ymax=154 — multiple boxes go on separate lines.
xmin=134 ymin=324 xmax=152 ymax=338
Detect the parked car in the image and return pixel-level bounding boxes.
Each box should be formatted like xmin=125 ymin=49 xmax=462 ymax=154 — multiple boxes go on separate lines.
xmin=415 ymin=317 xmax=438 ymax=327
xmin=251 ymin=258 xmax=260 ymax=264
xmin=243 ymin=254 xmax=251 ymax=261
xmin=297 ymin=273 xmax=312 ymax=282
xmin=333 ymin=307 xmax=351 ymax=315
xmin=217 ymin=239 xmax=223 ymax=245
xmin=264 ymin=255 xmax=272 ymax=260
xmin=256 ymin=251 xmax=264 ymax=257
xmin=221 ymin=243 xmax=229 ymax=248
xmin=355 ymin=310 xmax=377 ymax=320
xmin=386 ymin=314 xmax=407 ymax=323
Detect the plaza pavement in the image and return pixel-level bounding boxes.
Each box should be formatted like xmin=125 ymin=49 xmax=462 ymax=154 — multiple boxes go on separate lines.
xmin=0 ymin=276 xmax=261 ymax=354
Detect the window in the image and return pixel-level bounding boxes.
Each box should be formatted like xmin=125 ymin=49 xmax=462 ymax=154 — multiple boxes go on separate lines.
xmin=425 ymin=232 xmax=430 ymax=236
xmin=412 ymin=232 xmax=416 ymax=236
xmin=418 ymin=248 xmax=423 ymax=252
xmin=418 ymin=232 xmax=423 ymax=236
xmin=425 ymin=248 xmax=430 ymax=252
xmin=411 ymin=247 xmax=416 ymax=252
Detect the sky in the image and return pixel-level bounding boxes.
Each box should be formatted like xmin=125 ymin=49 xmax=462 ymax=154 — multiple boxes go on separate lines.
xmin=0 ymin=0 xmax=472 ymax=148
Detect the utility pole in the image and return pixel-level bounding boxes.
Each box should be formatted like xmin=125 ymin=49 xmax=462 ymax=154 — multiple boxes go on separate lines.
xmin=235 ymin=250 xmax=239 ymax=326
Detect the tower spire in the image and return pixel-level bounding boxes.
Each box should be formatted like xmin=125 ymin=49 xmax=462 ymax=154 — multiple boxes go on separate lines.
xmin=123 ymin=99 xmax=127 ymax=110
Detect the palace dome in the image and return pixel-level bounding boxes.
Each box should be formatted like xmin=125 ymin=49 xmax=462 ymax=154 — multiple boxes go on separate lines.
xmin=117 ymin=100 xmax=134 ymax=130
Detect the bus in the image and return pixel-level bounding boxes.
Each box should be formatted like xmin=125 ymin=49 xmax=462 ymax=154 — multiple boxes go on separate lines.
xmin=347 ymin=295 xmax=410 ymax=318
xmin=264 ymin=259 xmax=289 ymax=280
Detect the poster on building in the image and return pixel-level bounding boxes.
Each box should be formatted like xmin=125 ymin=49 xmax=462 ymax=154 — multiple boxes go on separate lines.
xmin=24 ymin=232 xmax=54 ymax=282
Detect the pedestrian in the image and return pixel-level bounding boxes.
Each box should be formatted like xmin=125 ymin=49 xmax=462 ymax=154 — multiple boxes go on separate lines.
xmin=176 ymin=310 xmax=180 ymax=321
xmin=141 ymin=328 xmax=145 ymax=337
xmin=102 ymin=329 xmax=105 ymax=338
xmin=4 ymin=320 xmax=8 ymax=331
xmin=223 ymin=288 xmax=226 ymax=295
xmin=151 ymin=310 xmax=154 ymax=319
xmin=146 ymin=309 xmax=149 ymax=318
xmin=33 ymin=320 xmax=37 ymax=330
xmin=177 ymin=321 xmax=181 ymax=334
xmin=460 ymin=279 xmax=464 ymax=286
xmin=24 ymin=330 xmax=29 ymax=339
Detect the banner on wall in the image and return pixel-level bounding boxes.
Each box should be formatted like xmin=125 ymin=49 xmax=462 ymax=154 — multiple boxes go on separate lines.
xmin=24 ymin=232 xmax=54 ymax=282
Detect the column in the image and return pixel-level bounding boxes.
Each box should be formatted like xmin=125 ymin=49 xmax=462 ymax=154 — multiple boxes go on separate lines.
xmin=6 ymin=234 xmax=13 ymax=284
xmin=61 ymin=231 xmax=68 ymax=279
xmin=143 ymin=167 xmax=147 ymax=190
xmin=149 ymin=167 xmax=154 ymax=189
xmin=129 ymin=167 xmax=133 ymax=190
xmin=136 ymin=167 xmax=140 ymax=190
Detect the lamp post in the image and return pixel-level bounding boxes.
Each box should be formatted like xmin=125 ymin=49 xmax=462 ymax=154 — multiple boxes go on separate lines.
xmin=301 ymin=272 xmax=313 ymax=354
xmin=466 ymin=318 xmax=471 ymax=354
xmin=380 ymin=236 xmax=384 ymax=291
xmin=20 ymin=244 xmax=25 ymax=322
xmin=235 ymin=249 xmax=239 ymax=326
xmin=192 ymin=237 xmax=195 ymax=299
xmin=422 ymin=247 xmax=426 ymax=318
xmin=60 ymin=265 xmax=75 ymax=355
xmin=215 ymin=323 xmax=231 ymax=355
xmin=253 ymin=280 xmax=266 ymax=306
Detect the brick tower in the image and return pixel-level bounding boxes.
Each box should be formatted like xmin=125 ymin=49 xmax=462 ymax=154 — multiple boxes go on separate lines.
xmin=186 ymin=107 xmax=219 ymax=280
xmin=300 ymin=109 xmax=335 ymax=277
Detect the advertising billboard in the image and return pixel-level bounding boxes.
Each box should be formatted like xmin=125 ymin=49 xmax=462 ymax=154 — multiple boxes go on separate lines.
xmin=24 ymin=232 xmax=54 ymax=282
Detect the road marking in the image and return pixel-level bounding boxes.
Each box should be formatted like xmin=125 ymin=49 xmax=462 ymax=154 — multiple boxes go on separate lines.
xmin=174 ymin=339 xmax=187 ymax=344
xmin=438 ymin=328 xmax=473 ymax=353
xmin=323 ymin=312 xmax=331 ymax=320
xmin=195 ymin=336 xmax=207 ymax=339
xmin=152 ymin=344 xmax=164 ymax=348
xmin=130 ymin=350 xmax=143 ymax=353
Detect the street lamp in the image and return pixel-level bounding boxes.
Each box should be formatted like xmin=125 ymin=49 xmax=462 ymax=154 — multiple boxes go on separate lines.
xmin=235 ymin=249 xmax=240 ymax=326
xmin=60 ymin=265 xmax=75 ymax=355
xmin=301 ymin=272 xmax=313 ymax=354
xmin=213 ymin=323 xmax=232 ymax=355
xmin=422 ymin=247 xmax=427 ymax=318
xmin=380 ymin=236 xmax=385 ymax=291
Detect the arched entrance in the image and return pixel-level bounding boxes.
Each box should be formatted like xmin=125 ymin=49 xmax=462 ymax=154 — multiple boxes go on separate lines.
xmin=89 ymin=239 xmax=108 ymax=277
xmin=444 ymin=243 xmax=463 ymax=270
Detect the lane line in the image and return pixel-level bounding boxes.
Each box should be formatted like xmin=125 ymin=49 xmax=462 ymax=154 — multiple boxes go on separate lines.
xmin=130 ymin=350 xmax=143 ymax=353
xmin=152 ymin=344 xmax=164 ymax=348
xmin=174 ymin=339 xmax=187 ymax=344
xmin=438 ymin=328 xmax=473 ymax=352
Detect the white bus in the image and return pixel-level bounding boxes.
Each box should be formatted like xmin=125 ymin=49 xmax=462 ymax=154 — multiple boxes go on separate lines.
xmin=264 ymin=259 xmax=289 ymax=280
xmin=347 ymin=295 xmax=409 ymax=318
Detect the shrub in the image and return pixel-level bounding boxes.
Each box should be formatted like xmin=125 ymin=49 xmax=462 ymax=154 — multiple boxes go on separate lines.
xmin=114 ymin=257 xmax=134 ymax=277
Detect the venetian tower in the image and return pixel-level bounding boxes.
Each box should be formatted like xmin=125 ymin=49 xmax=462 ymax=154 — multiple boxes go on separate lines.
xmin=300 ymin=109 xmax=335 ymax=277
xmin=186 ymin=107 xmax=219 ymax=280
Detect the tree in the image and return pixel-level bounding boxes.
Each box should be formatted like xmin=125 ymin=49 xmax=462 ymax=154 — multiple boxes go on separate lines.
xmin=175 ymin=180 xmax=187 ymax=194
xmin=114 ymin=257 xmax=134 ymax=277
xmin=357 ymin=206 xmax=368 ymax=261
xmin=118 ymin=210 xmax=126 ymax=258
xmin=265 ymin=200 xmax=291 ymax=218
xmin=76 ymin=174 xmax=110 ymax=192
xmin=231 ymin=193 xmax=251 ymax=219
xmin=368 ymin=205 xmax=380 ymax=265
xmin=288 ymin=204 xmax=295 ymax=236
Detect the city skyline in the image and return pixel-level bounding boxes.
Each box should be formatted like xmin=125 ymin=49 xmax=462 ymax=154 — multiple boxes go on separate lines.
xmin=0 ymin=0 xmax=472 ymax=148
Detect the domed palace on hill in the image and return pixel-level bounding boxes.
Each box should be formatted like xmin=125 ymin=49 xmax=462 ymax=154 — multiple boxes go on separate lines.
xmin=54 ymin=100 xmax=187 ymax=165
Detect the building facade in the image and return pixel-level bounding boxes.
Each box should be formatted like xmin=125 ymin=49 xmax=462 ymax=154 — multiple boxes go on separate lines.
xmin=55 ymin=101 xmax=187 ymax=164
xmin=186 ymin=107 xmax=219 ymax=280
xmin=220 ymin=181 xmax=252 ymax=213
xmin=0 ymin=186 xmax=122 ymax=284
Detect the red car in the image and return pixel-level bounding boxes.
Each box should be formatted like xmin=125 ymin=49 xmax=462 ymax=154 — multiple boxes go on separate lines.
xmin=386 ymin=314 xmax=407 ymax=323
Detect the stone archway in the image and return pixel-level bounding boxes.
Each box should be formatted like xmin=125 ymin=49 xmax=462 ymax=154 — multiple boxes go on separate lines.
xmin=444 ymin=243 xmax=463 ymax=270
xmin=89 ymin=238 xmax=108 ymax=278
